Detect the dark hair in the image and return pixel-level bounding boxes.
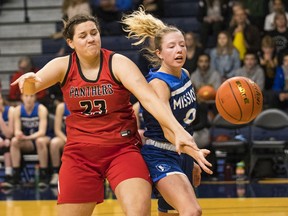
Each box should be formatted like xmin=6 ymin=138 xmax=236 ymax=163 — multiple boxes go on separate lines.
xmin=198 ymin=53 xmax=210 ymax=61
xmin=63 ymin=14 xmax=100 ymax=40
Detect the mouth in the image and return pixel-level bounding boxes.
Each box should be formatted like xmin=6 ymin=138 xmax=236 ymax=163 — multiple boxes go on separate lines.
xmin=175 ymin=56 xmax=184 ymax=61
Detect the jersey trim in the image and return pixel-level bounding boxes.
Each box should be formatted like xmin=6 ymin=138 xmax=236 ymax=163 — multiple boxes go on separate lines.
xmin=61 ymin=54 xmax=72 ymax=87
xmin=109 ymin=53 xmax=122 ymax=86
xmin=78 ymin=51 xmax=103 ymax=83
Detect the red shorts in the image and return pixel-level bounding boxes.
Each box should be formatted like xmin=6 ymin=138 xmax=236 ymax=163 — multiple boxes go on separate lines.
xmin=57 ymin=142 xmax=151 ymax=204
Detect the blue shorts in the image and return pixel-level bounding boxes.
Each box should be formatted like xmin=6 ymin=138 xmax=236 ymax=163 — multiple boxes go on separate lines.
xmin=141 ymin=144 xmax=194 ymax=213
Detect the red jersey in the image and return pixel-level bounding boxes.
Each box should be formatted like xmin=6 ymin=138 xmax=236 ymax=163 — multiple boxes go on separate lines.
xmin=61 ymin=49 xmax=140 ymax=145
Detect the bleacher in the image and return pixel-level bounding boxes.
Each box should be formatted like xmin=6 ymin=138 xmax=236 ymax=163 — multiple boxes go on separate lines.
xmin=0 ymin=0 xmax=199 ymax=97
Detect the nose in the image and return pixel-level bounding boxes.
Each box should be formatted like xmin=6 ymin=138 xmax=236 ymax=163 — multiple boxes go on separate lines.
xmin=87 ymin=34 xmax=95 ymax=42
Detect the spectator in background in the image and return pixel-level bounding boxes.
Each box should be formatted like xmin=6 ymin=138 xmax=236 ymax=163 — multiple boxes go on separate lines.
xmin=271 ymin=52 xmax=288 ymax=111
xmin=258 ymin=35 xmax=278 ymax=90
xmin=267 ymin=11 xmax=288 ymax=65
xmin=233 ymin=51 xmax=265 ymax=90
xmin=49 ymin=102 xmax=70 ymax=187
xmin=183 ymin=32 xmax=204 ymax=74
xmin=229 ymin=7 xmax=261 ymax=60
xmin=191 ymin=53 xmax=222 ymax=91
xmin=242 ymin=0 xmax=269 ymax=33
xmin=9 ymin=94 xmax=51 ymax=188
xmin=135 ymin=0 xmax=164 ymax=18
xmin=91 ymin=0 xmax=122 ymax=35
xmin=210 ymin=31 xmax=241 ymax=81
xmin=8 ymin=56 xmax=47 ymax=106
xmin=0 ymin=93 xmax=14 ymax=188
xmin=264 ymin=0 xmax=288 ymax=31
xmin=197 ymin=0 xmax=228 ymax=49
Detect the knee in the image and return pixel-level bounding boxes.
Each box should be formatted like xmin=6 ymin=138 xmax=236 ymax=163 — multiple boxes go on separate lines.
xmin=180 ymin=205 xmax=202 ymax=216
xmin=11 ymin=137 xmax=20 ymax=148
xmin=35 ymin=138 xmax=49 ymax=150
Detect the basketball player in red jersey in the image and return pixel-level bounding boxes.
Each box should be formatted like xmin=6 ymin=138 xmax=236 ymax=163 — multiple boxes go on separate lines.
xmin=11 ymin=14 xmax=212 ymax=216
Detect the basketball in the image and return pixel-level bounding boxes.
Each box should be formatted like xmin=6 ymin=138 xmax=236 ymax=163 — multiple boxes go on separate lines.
xmin=215 ymin=76 xmax=263 ymax=124
xmin=197 ymin=85 xmax=216 ymax=101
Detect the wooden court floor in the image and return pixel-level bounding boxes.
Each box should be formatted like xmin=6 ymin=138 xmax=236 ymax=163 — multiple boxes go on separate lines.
xmin=1 ymin=197 xmax=288 ymax=216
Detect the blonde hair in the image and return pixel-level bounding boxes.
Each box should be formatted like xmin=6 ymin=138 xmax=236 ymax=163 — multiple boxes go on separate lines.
xmin=121 ymin=7 xmax=182 ymax=68
xmin=261 ymin=35 xmax=275 ymax=48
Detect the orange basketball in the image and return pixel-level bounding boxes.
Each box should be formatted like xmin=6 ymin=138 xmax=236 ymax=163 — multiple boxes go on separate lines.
xmin=197 ymin=85 xmax=216 ymax=101
xmin=215 ymin=76 xmax=263 ymax=124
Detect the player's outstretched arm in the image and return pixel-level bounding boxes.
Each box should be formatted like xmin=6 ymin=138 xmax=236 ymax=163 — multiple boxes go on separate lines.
xmin=113 ymin=54 xmax=201 ymax=153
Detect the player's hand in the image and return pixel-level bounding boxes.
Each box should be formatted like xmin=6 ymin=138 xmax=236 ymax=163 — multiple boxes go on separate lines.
xmin=193 ymin=162 xmax=202 ymax=187
xmin=182 ymin=145 xmax=213 ymax=175
xmin=11 ymin=72 xmax=42 ymax=94
xmin=174 ymin=131 xmax=200 ymax=154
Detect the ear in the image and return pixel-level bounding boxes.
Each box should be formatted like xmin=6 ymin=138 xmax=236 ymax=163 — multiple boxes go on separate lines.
xmin=67 ymin=39 xmax=75 ymax=50
xmin=155 ymin=49 xmax=162 ymax=60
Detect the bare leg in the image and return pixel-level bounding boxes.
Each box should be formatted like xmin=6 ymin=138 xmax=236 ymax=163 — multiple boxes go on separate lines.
xmin=57 ymin=202 xmax=96 ymax=216
xmin=35 ymin=136 xmax=50 ymax=168
xmin=156 ymin=174 xmax=202 ymax=216
xmin=114 ymin=178 xmax=152 ymax=216
xmin=50 ymin=137 xmax=65 ymax=168
xmin=10 ymin=137 xmax=34 ymax=167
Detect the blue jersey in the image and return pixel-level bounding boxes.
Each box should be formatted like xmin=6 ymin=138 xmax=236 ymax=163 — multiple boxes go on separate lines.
xmin=0 ymin=106 xmax=11 ymax=138
xmin=20 ymin=103 xmax=40 ymax=136
xmin=62 ymin=103 xmax=70 ymax=134
xmin=142 ymin=69 xmax=197 ymax=142
xmin=2 ymin=106 xmax=10 ymax=123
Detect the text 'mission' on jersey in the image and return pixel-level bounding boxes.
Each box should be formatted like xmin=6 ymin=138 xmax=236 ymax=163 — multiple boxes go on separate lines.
xmin=142 ymin=69 xmax=197 ymax=142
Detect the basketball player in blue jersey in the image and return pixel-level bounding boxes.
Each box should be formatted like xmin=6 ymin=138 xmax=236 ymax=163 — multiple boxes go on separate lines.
xmin=0 ymin=93 xmax=14 ymax=188
xmin=9 ymin=94 xmax=51 ymax=187
xmin=49 ymin=102 xmax=70 ymax=186
xmin=122 ymin=8 xmax=212 ymax=215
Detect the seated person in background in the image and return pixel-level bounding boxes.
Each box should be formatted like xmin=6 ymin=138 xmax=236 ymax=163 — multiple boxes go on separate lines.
xmin=49 ymin=102 xmax=70 ymax=187
xmin=272 ymin=52 xmax=288 ymax=111
xmin=183 ymin=32 xmax=204 ymax=75
xmin=9 ymin=94 xmax=51 ymax=188
xmin=233 ymin=51 xmax=265 ymax=90
xmin=91 ymin=0 xmax=122 ymax=35
xmin=228 ymin=7 xmax=261 ymax=60
xmin=8 ymin=56 xmax=47 ymax=106
xmin=258 ymin=35 xmax=278 ymax=90
xmin=210 ymin=31 xmax=241 ymax=81
xmin=190 ymin=53 xmax=222 ymax=91
xmin=197 ymin=0 xmax=228 ymax=49
xmin=264 ymin=0 xmax=288 ymax=31
xmin=135 ymin=0 xmax=164 ymax=18
xmin=267 ymin=11 xmax=288 ymax=65
xmin=0 ymin=93 xmax=14 ymax=188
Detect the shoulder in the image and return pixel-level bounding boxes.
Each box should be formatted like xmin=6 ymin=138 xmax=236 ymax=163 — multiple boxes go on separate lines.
xmin=14 ymin=105 xmax=21 ymax=114
xmin=56 ymin=102 xmax=65 ymax=112
xmin=38 ymin=104 xmax=48 ymax=113
xmin=182 ymin=68 xmax=190 ymax=77
xmin=8 ymin=106 xmax=15 ymax=113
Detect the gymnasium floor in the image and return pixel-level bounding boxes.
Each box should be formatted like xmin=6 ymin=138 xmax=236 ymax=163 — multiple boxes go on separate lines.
xmin=1 ymin=179 xmax=288 ymax=216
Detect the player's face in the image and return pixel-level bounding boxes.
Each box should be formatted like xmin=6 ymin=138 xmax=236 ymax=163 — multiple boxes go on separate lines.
xmin=218 ymin=33 xmax=228 ymax=47
xmin=68 ymin=21 xmax=101 ymax=57
xmin=158 ymin=31 xmax=187 ymax=69
xmin=21 ymin=94 xmax=36 ymax=108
